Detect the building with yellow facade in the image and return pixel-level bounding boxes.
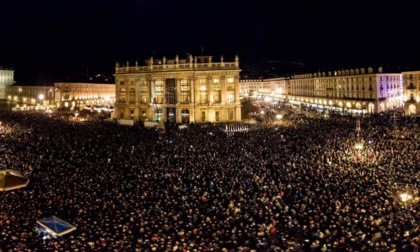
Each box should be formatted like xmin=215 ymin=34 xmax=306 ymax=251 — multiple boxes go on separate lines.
xmin=243 ymin=67 xmax=404 ymax=114
xmin=239 ymin=78 xmax=288 ymax=102
xmin=54 ymin=82 xmax=115 ymax=109
xmin=114 ymin=55 xmax=241 ymax=124
xmin=401 ymin=71 xmax=420 ymax=115
xmin=0 ymin=68 xmax=14 ymax=100
xmin=6 ymin=82 xmax=115 ymax=110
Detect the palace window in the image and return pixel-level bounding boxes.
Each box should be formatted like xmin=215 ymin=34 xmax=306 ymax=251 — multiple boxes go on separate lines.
xmin=201 ymin=111 xmax=206 ymax=122
xmin=180 ymin=80 xmax=190 ymax=103
xmin=154 ymin=108 xmax=163 ymax=121
xmin=213 ymin=86 xmax=221 ymax=103
xmin=165 ymin=78 xmax=177 ymax=104
xmin=199 ymin=86 xmax=207 ymax=104
xmin=139 ymin=85 xmax=148 ymax=104
xmin=129 ymin=88 xmax=135 ymax=103
xmin=227 ymin=86 xmax=235 ymax=104
xmin=154 ymin=80 xmax=164 ymax=103
xmin=119 ymin=88 xmax=126 ymax=102
xmin=228 ymin=109 xmax=234 ymax=120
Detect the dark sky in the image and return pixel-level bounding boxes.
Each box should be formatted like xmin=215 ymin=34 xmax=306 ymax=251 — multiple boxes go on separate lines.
xmin=1 ymin=0 xmax=419 ymax=83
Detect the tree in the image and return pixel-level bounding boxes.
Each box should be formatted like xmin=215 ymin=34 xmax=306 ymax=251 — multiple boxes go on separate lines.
xmin=241 ymin=98 xmax=259 ymax=119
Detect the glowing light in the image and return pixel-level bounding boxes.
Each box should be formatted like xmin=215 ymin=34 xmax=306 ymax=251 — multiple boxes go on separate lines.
xmin=276 ymin=114 xmax=283 ymax=120
xmin=355 ymin=143 xmax=363 ymax=150
xmin=400 ymin=193 xmax=413 ymax=203
xmin=275 ymin=88 xmax=283 ymax=94
xmin=264 ymin=96 xmax=272 ymax=102
xmin=38 ymin=94 xmax=45 ymax=100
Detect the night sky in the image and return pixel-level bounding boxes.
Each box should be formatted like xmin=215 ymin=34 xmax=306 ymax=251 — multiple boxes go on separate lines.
xmin=1 ymin=0 xmax=420 ymax=84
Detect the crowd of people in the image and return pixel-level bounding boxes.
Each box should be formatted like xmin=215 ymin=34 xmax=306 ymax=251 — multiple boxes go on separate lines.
xmin=0 ymin=108 xmax=419 ymax=251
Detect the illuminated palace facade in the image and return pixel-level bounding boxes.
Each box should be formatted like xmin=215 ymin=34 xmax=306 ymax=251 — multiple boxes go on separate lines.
xmin=114 ymin=55 xmax=241 ymax=124
xmin=241 ymin=67 xmax=404 ymax=114
xmin=401 ymin=71 xmax=420 ymax=115
xmin=6 ymin=83 xmax=115 ymax=110
xmin=0 ymin=68 xmax=14 ymax=100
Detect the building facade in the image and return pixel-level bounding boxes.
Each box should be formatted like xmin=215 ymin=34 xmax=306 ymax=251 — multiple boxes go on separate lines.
xmin=114 ymin=55 xmax=241 ymax=124
xmin=0 ymin=68 xmax=14 ymax=100
xmin=54 ymin=82 xmax=115 ymax=109
xmin=239 ymin=79 xmax=264 ymax=97
xmin=6 ymin=86 xmax=54 ymax=109
xmin=239 ymin=78 xmax=288 ymax=101
xmin=401 ymin=71 xmax=420 ymax=115
xmin=249 ymin=67 xmax=404 ymax=114
xmin=263 ymin=78 xmax=288 ymax=102
xmin=6 ymin=83 xmax=115 ymax=110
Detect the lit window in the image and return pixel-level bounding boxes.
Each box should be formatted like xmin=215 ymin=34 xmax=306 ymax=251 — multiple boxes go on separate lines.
xmin=227 ymin=87 xmax=235 ymax=103
xmin=213 ymin=79 xmax=219 ymax=83
xmin=227 ymin=78 xmax=234 ymax=83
